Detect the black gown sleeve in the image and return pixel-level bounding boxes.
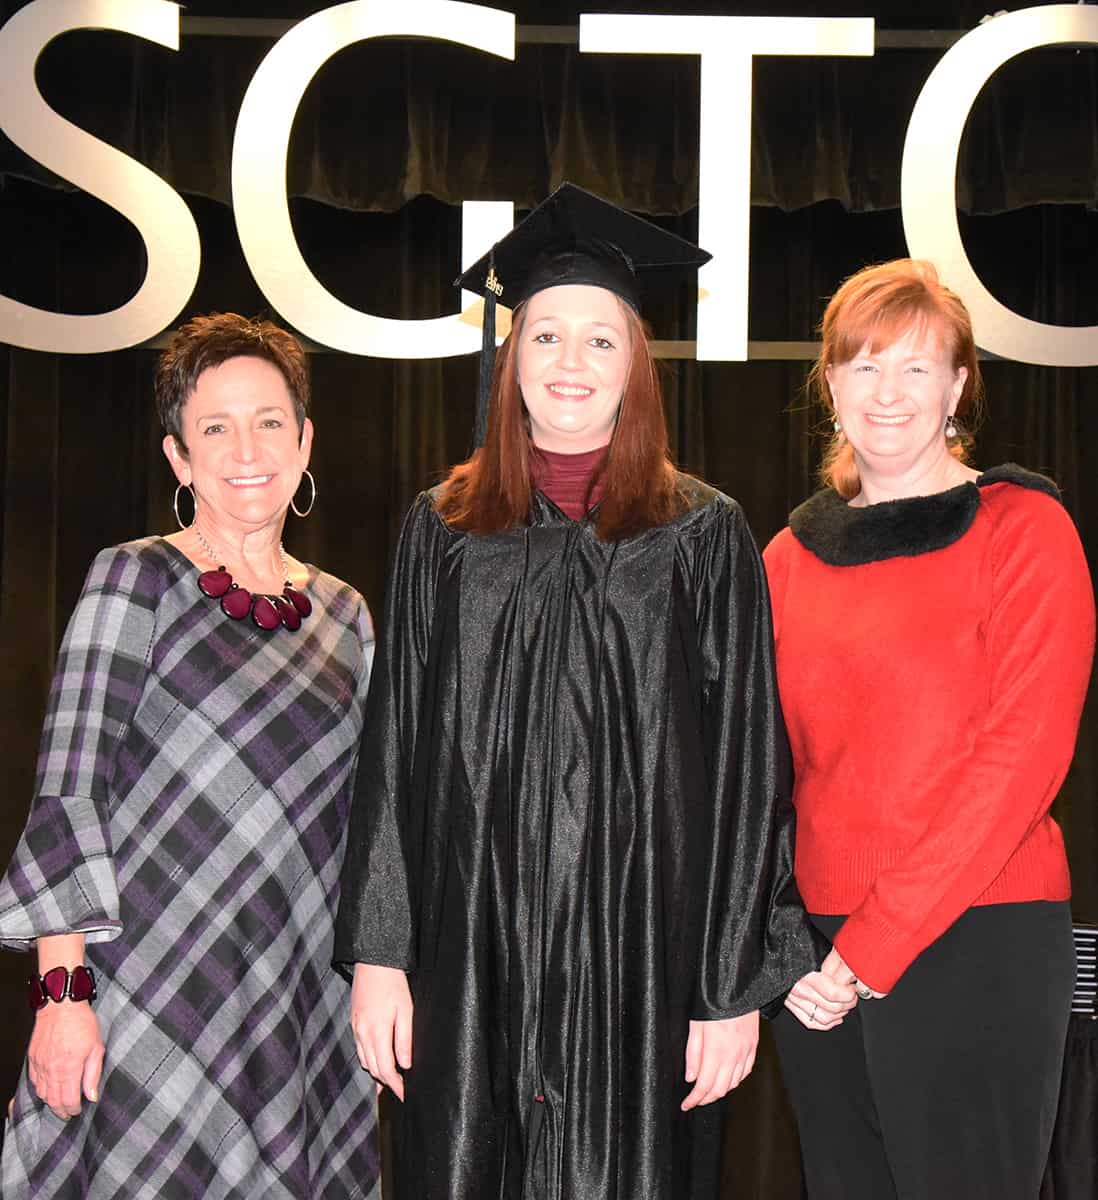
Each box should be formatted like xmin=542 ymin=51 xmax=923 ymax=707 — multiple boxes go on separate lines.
xmin=690 ymin=500 xmax=825 ymax=1021
xmin=333 ymin=494 xmax=446 ymax=977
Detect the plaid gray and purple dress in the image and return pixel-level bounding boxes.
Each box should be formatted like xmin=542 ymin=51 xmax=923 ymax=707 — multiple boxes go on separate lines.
xmin=0 ymin=538 xmax=380 ymax=1199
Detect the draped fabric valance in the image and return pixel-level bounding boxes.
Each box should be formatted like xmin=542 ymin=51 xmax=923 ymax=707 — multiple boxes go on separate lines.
xmin=2 ymin=10 xmax=1096 ymax=216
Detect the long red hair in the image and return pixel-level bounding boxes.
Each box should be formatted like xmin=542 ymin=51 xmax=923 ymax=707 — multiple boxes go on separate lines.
xmin=436 ymin=298 xmax=684 ymax=540
xmin=811 ymin=259 xmax=985 ymax=498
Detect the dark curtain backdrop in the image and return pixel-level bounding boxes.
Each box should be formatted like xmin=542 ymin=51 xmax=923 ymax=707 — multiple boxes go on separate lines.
xmin=4 ymin=2 xmax=1098 ymax=215
xmin=1 ymin=2 xmax=1096 ymax=1194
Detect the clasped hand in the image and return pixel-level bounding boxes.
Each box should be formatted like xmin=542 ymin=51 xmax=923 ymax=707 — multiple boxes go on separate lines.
xmin=784 ymin=947 xmax=884 ymax=1030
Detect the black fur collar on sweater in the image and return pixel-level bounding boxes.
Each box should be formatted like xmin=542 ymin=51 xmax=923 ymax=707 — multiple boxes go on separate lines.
xmin=789 ymin=463 xmax=1061 ymax=566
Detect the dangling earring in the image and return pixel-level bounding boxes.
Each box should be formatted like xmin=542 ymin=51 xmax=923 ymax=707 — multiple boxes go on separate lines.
xmin=291 ymin=469 xmax=317 ymax=518
xmin=173 ymin=483 xmax=196 ymax=529
xmin=945 ymin=413 xmax=958 ymax=438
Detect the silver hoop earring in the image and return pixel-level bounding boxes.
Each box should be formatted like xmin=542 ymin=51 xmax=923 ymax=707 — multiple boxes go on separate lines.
xmin=945 ymin=414 xmax=958 ymax=438
xmin=291 ymin=469 xmax=316 ymax=518
xmin=173 ymin=483 xmax=196 ymax=530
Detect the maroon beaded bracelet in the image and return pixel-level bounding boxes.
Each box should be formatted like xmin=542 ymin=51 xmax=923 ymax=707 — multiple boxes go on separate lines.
xmin=27 ymin=964 xmax=97 ymax=1012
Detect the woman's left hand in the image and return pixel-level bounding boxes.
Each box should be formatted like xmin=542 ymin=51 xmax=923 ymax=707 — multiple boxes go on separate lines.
xmin=681 ymin=1011 xmax=759 ymax=1111
xmin=821 ymin=947 xmax=887 ymax=1000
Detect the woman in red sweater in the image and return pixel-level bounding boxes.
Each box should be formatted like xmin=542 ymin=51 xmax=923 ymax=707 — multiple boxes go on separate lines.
xmin=764 ymin=259 xmax=1095 ymax=1200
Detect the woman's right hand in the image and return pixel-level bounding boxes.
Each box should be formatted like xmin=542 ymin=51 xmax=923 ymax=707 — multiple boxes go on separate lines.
xmin=27 ymin=1002 xmax=104 ymax=1120
xmin=350 ymin=963 xmax=413 ymax=1101
xmin=784 ymin=969 xmax=858 ymax=1031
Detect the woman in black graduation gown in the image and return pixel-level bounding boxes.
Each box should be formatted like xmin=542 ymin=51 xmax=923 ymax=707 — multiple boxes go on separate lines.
xmin=334 ymin=185 xmax=842 ymax=1200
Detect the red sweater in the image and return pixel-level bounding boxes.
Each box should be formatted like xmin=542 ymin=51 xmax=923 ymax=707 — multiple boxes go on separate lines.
xmin=763 ymin=467 xmax=1095 ymax=992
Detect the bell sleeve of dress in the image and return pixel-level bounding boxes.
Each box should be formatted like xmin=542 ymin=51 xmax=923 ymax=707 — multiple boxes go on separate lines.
xmin=835 ymin=491 xmax=1096 ymax=993
xmin=691 ymin=500 xmax=824 ymax=1021
xmin=0 ymin=544 xmax=158 ymax=951
xmin=334 ymin=494 xmax=446 ymax=977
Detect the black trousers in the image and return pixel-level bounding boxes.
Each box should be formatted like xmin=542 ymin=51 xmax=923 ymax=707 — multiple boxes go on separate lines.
xmin=773 ymin=903 xmax=1074 ymax=1200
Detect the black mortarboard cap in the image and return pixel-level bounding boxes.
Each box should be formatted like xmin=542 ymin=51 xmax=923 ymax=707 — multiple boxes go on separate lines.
xmin=456 ymin=182 xmax=711 ymax=446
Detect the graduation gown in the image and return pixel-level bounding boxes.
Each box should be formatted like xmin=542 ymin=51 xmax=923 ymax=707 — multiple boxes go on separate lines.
xmin=334 ymin=475 xmax=820 ymax=1200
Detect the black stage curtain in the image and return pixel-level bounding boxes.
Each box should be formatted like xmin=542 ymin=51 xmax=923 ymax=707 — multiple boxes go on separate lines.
xmin=1 ymin=2 xmax=1096 ymax=1193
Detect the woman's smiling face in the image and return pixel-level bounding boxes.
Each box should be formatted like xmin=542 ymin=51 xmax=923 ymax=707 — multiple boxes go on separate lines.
xmin=163 ymin=355 xmax=313 ymax=535
xmin=827 ymin=322 xmax=967 ymax=478
xmin=516 ymin=284 xmax=631 ymax=453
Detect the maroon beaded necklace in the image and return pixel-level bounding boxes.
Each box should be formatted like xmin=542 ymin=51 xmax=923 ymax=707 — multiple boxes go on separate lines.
xmin=192 ymin=528 xmax=312 ymax=632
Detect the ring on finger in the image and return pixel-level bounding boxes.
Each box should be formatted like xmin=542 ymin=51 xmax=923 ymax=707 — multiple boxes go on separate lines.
xmin=855 ymin=983 xmax=873 ymax=1001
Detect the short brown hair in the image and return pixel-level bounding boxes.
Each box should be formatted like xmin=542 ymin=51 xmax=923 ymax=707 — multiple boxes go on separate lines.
xmin=811 ymin=259 xmax=984 ymax=498
xmin=435 ymin=298 xmax=685 ymax=541
xmin=155 ymin=313 xmax=310 ymax=452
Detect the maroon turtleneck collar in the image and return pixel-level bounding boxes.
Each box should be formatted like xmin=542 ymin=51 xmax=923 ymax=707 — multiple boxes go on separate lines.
xmin=530 ymin=444 xmax=609 ymax=521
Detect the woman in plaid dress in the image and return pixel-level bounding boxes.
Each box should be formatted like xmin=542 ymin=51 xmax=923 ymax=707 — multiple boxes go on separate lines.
xmin=0 ymin=315 xmax=379 ymax=1199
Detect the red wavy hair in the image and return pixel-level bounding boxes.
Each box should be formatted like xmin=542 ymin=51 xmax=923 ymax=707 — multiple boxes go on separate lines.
xmin=435 ymin=297 xmax=684 ymax=540
xmin=811 ymin=259 xmax=985 ymax=498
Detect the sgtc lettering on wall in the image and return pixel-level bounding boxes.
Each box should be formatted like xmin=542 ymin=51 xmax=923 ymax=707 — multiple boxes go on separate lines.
xmin=1 ymin=0 xmax=1096 ymax=366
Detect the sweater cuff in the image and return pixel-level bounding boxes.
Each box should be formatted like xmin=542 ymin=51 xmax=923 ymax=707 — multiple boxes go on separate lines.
xmin=832 ymin=907 xmax=917 ymax=994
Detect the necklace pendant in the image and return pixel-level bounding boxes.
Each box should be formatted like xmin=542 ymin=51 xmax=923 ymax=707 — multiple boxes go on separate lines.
xmin=221 ymin=585 xmax=253 ymax=620
xmin=284 ymin=586 xmax=312 ymax=618
xmin=198 ymin=567 xmax=233 ymax=599
xmin=251 ymin=595 xmax=282 ymax=631
xmin=276 ymin=593 xmax=302 ymax=630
